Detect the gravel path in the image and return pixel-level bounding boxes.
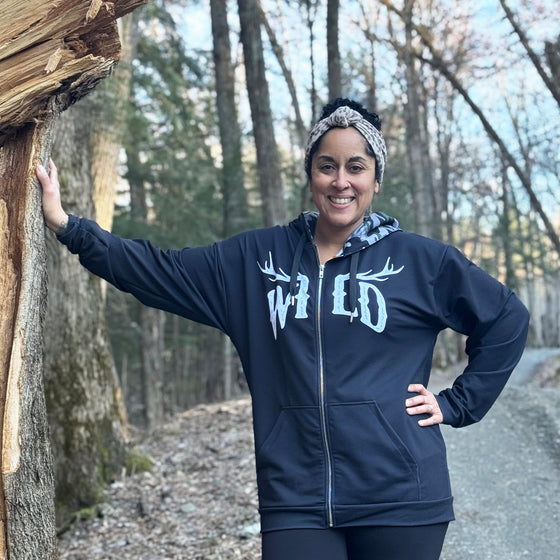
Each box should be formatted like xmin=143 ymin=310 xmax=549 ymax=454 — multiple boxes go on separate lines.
xmin=58 ymin=348 xmax=560 ymax=559
xmin=439 ymin=348 xmax=560 ymax=560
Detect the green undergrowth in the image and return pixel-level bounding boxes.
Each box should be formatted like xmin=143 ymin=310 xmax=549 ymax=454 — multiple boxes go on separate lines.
xmin=124 ymin=447 xmax=154 ymax=476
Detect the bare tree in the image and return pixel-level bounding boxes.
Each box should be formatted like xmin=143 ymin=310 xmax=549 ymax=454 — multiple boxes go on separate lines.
xmin=327 ymin=0 xmax=342 ymax=100
xmin=304 ymin=0 xmax=319 ymax=121
xmin=385 ymin=0 xmax=436 ymax=237
xmin=378 ymin=0 xmax=560 ymax=258
xmin=237 ymin=0 xmax=286 ymax=226
xmin=257 ymin=0 xmax=307 ymax=148
xmin=357 ymin=0 xmax=380 ymax=111
xmin=499 ymin=0 xmax=560 ymax=109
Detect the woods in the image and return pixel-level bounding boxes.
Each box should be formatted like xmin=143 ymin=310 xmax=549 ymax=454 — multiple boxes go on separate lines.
xmin=0 ymin=0 xmax=559 ymax=552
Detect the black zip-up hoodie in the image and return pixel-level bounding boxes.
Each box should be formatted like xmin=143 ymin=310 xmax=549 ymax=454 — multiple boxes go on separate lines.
xmin=58 ymin=211 xmax=529 ymax=531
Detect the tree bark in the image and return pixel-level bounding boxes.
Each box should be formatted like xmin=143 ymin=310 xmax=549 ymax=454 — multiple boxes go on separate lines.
xmin=45 ymin=105 xmax=127 ymax=528
xmin=237 ymin=0 xmax=286 ymax=226
xmin=0 ymin=0 xmax=144 ymax=549
xmin=327 ymin=0 xmax=342 ymax=101
xmin=0 ymin=123 xmax=57 ymax=559
xmin=44 ymin=45 xmax=139 ymax=527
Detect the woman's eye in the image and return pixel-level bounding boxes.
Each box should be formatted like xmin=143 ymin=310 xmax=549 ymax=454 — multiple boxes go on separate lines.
xmin=349 ymin=165 xmax=364 ymax=173
xmin=320 ymin=164 xmax=335 ymax=172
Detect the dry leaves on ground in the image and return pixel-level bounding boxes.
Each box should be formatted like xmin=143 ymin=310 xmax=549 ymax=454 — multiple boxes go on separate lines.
xmin=58 ymin=398 xmax=262 ymax=560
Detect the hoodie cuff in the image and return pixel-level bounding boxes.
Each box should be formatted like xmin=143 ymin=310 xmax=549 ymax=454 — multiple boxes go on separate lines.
xmin=56 ymin=214 xmax=79 ymax=241
xmin=435 ymin=392 xmax=460 ymax=428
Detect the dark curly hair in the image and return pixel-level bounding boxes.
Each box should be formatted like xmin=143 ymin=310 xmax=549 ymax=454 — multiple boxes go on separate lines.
xmin=305 ymin=98 xmax=383 ymax=182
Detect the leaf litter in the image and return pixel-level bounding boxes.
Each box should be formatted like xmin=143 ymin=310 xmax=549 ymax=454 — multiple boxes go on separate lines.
xmin=58 ymin=397 xmax=262 ymax=560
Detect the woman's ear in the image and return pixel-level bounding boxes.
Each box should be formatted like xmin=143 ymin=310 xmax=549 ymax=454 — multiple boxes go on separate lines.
xmin=373 ymin=180 xmax=380 ymax=194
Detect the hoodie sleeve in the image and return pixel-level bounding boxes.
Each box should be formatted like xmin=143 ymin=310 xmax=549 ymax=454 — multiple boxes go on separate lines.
xmin=57 ymin=215 xmax=230 ymax=332
xmin=433 ymin=246 xmax=530 ymax=428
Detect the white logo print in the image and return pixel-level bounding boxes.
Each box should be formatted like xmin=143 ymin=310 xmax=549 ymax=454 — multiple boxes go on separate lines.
xmin=258 ymin=253 xmax=404 ymax=339
xmin=258 ymin=252 xmax=309 ymax=339
xmin=332 ymin=258 xmax=404 ymax=331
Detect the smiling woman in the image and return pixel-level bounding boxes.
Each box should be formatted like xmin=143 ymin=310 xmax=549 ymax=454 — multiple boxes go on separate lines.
xmin=310 ymin=127 xmax=379 ymax=262
xmin=304 ymin=99 xmax=386 ymax=263
xmin=37 ymin=97 xmax=529 ymax=560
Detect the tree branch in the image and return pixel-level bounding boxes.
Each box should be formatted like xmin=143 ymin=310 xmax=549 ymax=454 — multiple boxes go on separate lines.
xmin=499 ymin=0 xmax=560 ymax=109
xmin=377 ymin=0 xmax=560 ymax=257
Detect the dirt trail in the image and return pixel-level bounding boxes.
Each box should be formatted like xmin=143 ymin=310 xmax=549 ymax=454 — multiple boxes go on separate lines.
xmin=439 ymin=348 xmax=560 ymax=560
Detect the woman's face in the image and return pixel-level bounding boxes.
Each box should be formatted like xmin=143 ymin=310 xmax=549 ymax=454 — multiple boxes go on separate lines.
xmin=310 ymin=127 xmax=379 ymax=241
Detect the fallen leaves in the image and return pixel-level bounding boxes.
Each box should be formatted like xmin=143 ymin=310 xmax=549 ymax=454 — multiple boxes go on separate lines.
xmin=59 ymin=397 xmax=261 ymax=560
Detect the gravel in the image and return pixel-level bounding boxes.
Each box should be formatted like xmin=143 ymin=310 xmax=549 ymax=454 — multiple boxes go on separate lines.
xmin=440 ymin=348 xmax=560 ymax=560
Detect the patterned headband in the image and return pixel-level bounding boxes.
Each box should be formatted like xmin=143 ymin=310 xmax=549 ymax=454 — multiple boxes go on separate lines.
xmin=304 ymin=106 xmax=387 ymax=184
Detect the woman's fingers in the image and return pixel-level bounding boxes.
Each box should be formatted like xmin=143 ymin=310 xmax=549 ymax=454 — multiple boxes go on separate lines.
xmin=405 ymin=383 xmax=443 ymax=427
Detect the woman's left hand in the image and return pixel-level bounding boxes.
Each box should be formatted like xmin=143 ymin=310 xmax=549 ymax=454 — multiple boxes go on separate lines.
xmin=405 ymin=384 xmax=443 ymax=426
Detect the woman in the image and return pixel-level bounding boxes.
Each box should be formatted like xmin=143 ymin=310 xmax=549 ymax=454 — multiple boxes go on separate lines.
xmin=37 ymin=98 xmax=529 ymax=560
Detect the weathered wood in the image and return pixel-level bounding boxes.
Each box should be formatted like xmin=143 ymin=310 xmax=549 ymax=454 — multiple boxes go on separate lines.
xmin=0 ymin=0 xmax=145 ymax=555
xmin=0 ymin=120 xmax=57 ymax=559
xmin=0 ymin=0 xmax=144 ymax=145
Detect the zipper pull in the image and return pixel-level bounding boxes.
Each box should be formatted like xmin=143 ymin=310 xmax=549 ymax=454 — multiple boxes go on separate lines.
xmin=319 ymin=264 xmax=324 ymax=279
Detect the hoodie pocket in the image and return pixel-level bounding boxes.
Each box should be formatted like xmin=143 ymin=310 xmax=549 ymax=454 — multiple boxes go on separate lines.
xmin=329 ymin=402 xmax=420 ymax=505
xmin=256 ymin=407 xmax=325 ymax=509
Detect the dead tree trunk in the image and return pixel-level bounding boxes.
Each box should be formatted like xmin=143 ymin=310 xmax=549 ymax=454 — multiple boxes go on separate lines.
xmin=237 ymin=0 xmax=286 ymax=226
xmin=327 ymin=0 xmax=342 ymax=101
xmin=0 ymin=123 xmax=57 ymax=559
xmin=0 ymin=0 xmax=143 ymax=556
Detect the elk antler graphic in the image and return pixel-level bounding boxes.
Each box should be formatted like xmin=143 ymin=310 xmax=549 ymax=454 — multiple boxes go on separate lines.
xmin=258 ymin=252 xmax=291 ymax=282
xmin=356 ymin=257 xmax=404 ymax=282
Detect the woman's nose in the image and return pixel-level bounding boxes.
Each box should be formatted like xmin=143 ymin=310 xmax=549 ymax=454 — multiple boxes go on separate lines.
xmin=333 ymin=169 xmax=349 ymax=188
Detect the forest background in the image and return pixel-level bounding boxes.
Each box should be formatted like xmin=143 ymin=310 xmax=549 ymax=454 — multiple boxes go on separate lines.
xmin=90 ymin=0 xmax=560 ymax=424
xmin=10 ymin=0 xmax=559 ymax=533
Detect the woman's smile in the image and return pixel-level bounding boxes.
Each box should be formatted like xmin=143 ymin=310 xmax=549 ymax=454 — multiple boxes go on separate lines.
xmin=329 ymin=196 xmax=355 ymax=205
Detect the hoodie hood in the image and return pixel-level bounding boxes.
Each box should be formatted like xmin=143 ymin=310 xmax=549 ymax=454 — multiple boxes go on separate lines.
xmin=297 ymin=211 xmax=400 ymax=254
xmin=289 ymin=211 xmax=401 ymax=319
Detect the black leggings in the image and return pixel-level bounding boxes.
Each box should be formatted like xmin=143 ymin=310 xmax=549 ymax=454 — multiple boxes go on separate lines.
xmin=262 ymin=523 xmax=449 ymax=560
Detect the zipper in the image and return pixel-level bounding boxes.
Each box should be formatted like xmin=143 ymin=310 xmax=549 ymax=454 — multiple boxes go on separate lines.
xmin=317 ymin=263 xmax=334 ymax=527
